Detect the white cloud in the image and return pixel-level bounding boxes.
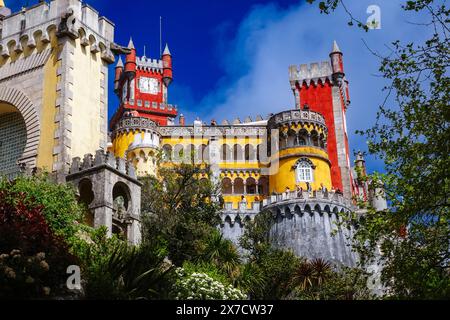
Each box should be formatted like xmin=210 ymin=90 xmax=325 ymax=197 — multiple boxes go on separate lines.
xmin=187 ymin=0 xmax=430 ymax=170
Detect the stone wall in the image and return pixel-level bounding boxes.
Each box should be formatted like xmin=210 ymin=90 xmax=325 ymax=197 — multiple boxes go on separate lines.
xmin=221 ymin=192 xmax=358 ymax=267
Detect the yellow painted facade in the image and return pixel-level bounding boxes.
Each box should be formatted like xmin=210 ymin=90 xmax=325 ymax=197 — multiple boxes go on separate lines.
xmin=36 ymin=32 xmax=59 ymax=171
xmin=110 ymin=126 xmax=331 ymax=209
xmin=70 ymin=38 xmax=105 ymax=161
xmin=269 ymin=147 xmax=332 ymax=194
xmin=113 ymin=131 xmax=137 ymax=158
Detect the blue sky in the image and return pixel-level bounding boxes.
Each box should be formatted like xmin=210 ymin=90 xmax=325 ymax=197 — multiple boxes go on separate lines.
xmin=8 ymin=0 xmax=431 ymax=173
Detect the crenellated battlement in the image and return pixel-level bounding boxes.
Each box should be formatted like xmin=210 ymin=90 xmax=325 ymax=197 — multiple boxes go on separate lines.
xmin=68 ymin=149 xmax=137 ymax=180
xmin=136 ymin=56 xmax=163 ymax=72
xmin=289 ymin=61 xmax=333 ymax=87
xmin=0 ymin=0 xmax=115 ymax=63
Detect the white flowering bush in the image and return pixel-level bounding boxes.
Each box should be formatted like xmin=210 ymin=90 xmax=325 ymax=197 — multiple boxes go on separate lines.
xmin=173 ymin=268 xmax=246 ymax=300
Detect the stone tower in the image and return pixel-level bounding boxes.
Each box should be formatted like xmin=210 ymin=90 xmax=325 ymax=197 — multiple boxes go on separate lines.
xmin=289 ymin=41 xmax=353 ymax=199
xmin=0 ymin=0 xmax=116 ymax=181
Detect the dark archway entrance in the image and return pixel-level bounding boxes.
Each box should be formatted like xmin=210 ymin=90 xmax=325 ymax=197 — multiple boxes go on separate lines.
xmin=0 ymin=103 xmax=27 ymax=179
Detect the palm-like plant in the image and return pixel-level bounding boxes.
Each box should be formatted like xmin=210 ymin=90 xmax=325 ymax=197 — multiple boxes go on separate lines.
xmin=198 ymin=230 xmax=241 ymax=279
xmin=291 ymin=258 xmax=332 ymax=291
xmin=309 ymin=258 xmax=332 ymax=286
xmin=233 ymin=263 xmax=266 ymax=298
xmin=291 ymin=260 xmax=315 ymax=290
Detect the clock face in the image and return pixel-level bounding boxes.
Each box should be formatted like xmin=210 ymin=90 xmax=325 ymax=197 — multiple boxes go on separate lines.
xmin=139 ymin=77 xmax=159 ymax=95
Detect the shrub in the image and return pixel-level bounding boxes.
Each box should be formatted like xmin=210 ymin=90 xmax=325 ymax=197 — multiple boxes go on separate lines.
xmin=0 ymin=188 xmax=78 ymax=299
xmin=74 ymin=227 xmax=175 ymax=300
xmin=173 ymin=267 xmax=246 ymax=300
xmin=0 ymin=175 xmax=84 ymax=242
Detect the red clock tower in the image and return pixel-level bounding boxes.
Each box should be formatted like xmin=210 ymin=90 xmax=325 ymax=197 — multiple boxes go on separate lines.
xmin=110 ymin=39 xmax=177 ymax=127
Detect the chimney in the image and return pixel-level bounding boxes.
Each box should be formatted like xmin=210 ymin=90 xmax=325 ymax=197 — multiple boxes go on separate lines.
xmin=179 ymin=114 xmax=185 ymax=126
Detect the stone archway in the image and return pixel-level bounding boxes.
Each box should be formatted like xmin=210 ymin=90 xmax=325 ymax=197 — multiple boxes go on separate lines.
xmin=0 ymin=104 xmax=27 ymax=178
xmin=0 ymin=87 xmax=40 ymax=170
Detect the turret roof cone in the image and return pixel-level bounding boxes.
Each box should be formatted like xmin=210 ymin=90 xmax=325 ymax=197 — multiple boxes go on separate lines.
xmin=163 ymin=43 xmax=171 ymax=55
xmin=128 ymin=38 xmax=135 ymax=50
xmin=116 ymin=57 xmax=124 ymax=68
xmin=332 ymin=40 xmax=342 ymax=53
xmin=356 ymin=151 xmax=365 ymax=161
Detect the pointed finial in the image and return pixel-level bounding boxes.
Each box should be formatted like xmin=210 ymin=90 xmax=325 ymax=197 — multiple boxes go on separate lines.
xmin=128 ymin=37 xmax=135 ymax=50
xmin=116 ymin=56 xmax=124 ymax=68
xmin=163 ymin=43 xmax=171 ymax=56
xmin=332 ymin=40 xmax=341 ymax=53
xmin=356 ymin=150 xmax=365 ymax=161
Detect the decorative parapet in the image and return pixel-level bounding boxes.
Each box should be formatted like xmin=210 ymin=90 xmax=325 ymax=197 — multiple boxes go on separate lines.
xmin=0 ymin=0 xmax=115 ymax=64
xmin=220 ymin=201 xmax=261 ymax=225
xmin=268 ymin=109 xmax=327 ymax=129
xmin=68 ymin=149 xmax=137 ymax=180
xmin=289 ymin=61 xmax=333 ymax=87
xmin=159 ymin=125 xmax=267 ymax=137
xmin=136 ymin=56 xmax=163 ymax=72
xmin=263 ymin=190 xmax=354 ymax=213
xmin=113 ymin=116 xmax=160 ymax=135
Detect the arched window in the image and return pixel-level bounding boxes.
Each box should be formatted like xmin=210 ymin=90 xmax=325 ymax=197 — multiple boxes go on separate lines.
xmin=199 ymin=144 xmax=209 ymax=162
xmin=287 ymin=129 xmax=296 ymax=147
xmin=234 ymin=177 xmax=244 ymax=194
xmin=319 ymin=133 xmax=326 ymax=149
xmin=221 ymin=144 xmax=231 ymax=161
xmin=233 ymin=144 xmax=243 ymax=161
xmin=258 ymin=176 xmax=268 ymax=196
xmin=298 ymin=129 xmax=308 ymax=146
xmin=173 ymin=144 xmax=184 ymax=162
xmin=221 ymin=177 xmax=232 ymax=194
xmin=311 ymin=130 xmax=320 ymax=147
xmin=185 ymin=144 xmax=195 ymax=162
xmin=244 ymin=144 xmax=255 ymax=161
xmin=162 ymin=144 xmax=172 ymax=160
xmin=246 ymin=177 xmax=257 ymax=194
xmin=294 ymin=158 xmax=315 ymax=183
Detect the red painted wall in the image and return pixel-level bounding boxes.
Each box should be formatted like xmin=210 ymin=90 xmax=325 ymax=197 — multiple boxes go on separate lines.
xmin=297 ymin=80 xmax=344 ymax=192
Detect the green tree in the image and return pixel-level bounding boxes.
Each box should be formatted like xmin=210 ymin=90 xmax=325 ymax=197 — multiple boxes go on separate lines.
xmin=309 ymin=0 xmax=450 ymax=298
xmin=140 ymin=163 xmax=222 ymax=266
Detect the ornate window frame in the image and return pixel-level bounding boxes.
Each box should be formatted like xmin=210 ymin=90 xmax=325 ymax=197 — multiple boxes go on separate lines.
xmin=293 ymin=157 xmax=316 ymax=183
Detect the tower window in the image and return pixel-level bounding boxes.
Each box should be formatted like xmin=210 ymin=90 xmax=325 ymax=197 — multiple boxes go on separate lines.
xmin=145 ymin=101 xmax=150 ymax=108
xmin=294 ymin=158 xmax=315 ymax=183
xmin=137 ymin=100 xmax=142 ymax=107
